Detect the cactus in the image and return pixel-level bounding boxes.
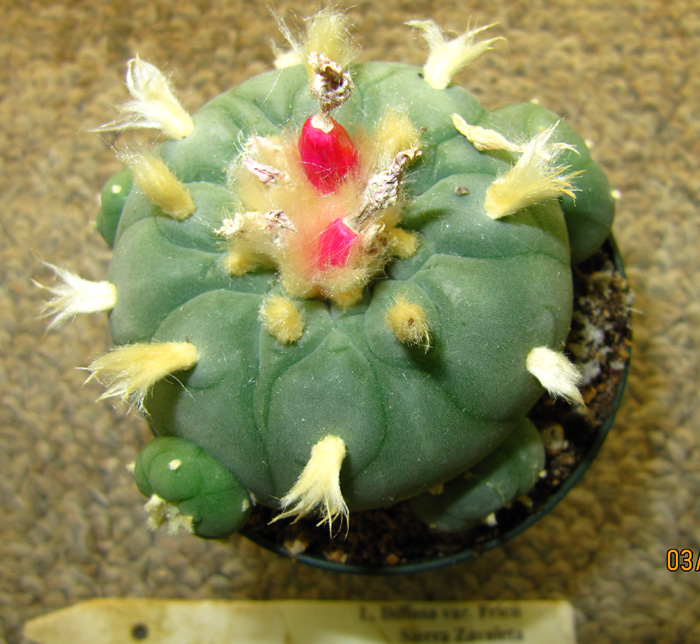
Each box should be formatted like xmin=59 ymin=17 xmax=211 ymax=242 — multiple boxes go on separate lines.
xmin=40 ymin=11 xmax=615 ymax=540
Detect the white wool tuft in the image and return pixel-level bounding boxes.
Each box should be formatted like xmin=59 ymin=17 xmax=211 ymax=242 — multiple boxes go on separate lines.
xmin=526 ymin=346 xmax=584 ymax=406
xmin=407 ymin=19 xmax=503 ymax=90
xmin=35 ymin=261 xmax=117 ymax=331
xmin=96 ymin=57 xmax=194 ymax=139
xmin=144 ymin=494 xmax=194 ymax=536
xmin=484 ymin=122 xmax=582 ymax=219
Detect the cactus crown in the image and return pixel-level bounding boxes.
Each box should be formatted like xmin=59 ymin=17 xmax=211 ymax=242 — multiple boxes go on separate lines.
xmin=217 ymin=14 xmax=425 ymax=306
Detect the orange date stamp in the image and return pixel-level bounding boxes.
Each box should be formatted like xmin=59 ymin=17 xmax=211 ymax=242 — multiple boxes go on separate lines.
xmin=666 ymin=549 xmax=700 ymax=572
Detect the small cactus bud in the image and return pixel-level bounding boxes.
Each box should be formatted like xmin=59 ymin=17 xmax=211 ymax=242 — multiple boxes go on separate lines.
xmin=298 ymin=116 xmax=359 ymax=193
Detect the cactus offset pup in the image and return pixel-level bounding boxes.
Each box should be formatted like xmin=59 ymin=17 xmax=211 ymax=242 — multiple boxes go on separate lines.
xmin=40 ymin=11 xmax=615 ymax=541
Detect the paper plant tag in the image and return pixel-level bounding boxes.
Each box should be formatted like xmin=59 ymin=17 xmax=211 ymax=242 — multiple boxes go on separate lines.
xmin=24 ymin=599 xmax=576 ymax=644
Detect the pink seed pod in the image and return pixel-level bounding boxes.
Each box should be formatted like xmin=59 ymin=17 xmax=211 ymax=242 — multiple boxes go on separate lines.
xmin=298 ymin=116 xmax=359 ymax=194
xmin=316 ymin=218 xmax=359 ymax=268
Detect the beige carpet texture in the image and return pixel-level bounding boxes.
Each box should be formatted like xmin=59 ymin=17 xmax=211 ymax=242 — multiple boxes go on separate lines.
xmin=2 ymin=0 xmax=699 ymax=642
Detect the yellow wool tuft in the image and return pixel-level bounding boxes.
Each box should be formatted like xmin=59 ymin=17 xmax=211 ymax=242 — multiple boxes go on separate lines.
xmin=483 ymin=123 xmax=583 ymax=220
xmin=302 ymin=9 xmax=355 ymax=74
xmin=87 ymin=341 xmax=199 ymax=408
xmin=385 ymin=227 xmax=419 ymax=259
xmin=329 ymin=287 xmax=363 ymax=309
xmin=280 ymin=273 xmax=320 ymax=300
xmin=271 ymin=41 xmax=302 ymax=69
xmin=385 ymin=296 xmax=431 ymax=349
xmin=121 ymin=152 xmax=195 ymax=221
xmin=271 ymin=435 xmax=349 ymax=534
xmin=223 ymin=250 xmax=256 ymax=277
xmin=259 ymin=295 xmax=305 ymax=344
xmin=427 ymin=483 xmax=445 ymax=495
xmin=452 ymin=113 xmax=525 ymax=153
xmin=35 ymin=261 xmax=117 ymax=331
xmin=369 ymin=110 xmax=422 ymax=168
xmin=144 ymin=494 xmax=195 ymax=536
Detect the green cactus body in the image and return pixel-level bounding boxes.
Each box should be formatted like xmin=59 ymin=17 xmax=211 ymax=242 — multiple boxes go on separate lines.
xmin=65 ymin=16 xmax=615 ymax=539
xmin=409 ymin=417 xmax=545 ymax=532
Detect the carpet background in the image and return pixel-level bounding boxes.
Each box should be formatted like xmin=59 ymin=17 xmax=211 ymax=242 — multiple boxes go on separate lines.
xmin=2 ymin=0 xmax=699 ymax=642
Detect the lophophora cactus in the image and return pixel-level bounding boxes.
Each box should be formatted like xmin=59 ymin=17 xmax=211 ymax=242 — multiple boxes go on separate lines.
xmin=39 ymin=11 xmax=615 ymax=539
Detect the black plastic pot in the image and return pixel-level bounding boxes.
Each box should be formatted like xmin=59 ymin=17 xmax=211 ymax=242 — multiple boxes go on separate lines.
xmin=240 ymin=236 xmax=631 ymax=574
